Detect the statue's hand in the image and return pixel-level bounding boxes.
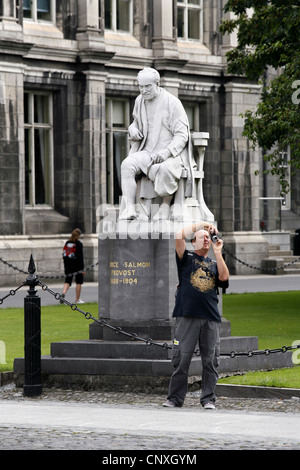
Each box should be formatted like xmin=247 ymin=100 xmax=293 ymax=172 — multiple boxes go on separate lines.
xmin=152 ymin=149 xmax=171 ymax=163
xmin=130 ymin=128 xmax=143 ymax=141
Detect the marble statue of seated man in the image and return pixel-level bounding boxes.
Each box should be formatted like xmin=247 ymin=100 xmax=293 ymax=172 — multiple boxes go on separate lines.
xmin=119 ymin=67 xmax=195 ymax=221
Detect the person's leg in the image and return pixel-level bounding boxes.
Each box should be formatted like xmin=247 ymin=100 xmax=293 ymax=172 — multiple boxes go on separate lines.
xmin=75 ymin=284 xmax=82 ymax=303
xmin=166 ymin=317 xmax=200 ymax=407
xmin=62 ymin=283 xmax=70 ymax=296
xmin=75 ymin=273 xmax=84 ymax=303
xmin=60 ymin=275 xmax=72 ymax=303
xmin=199 ymin=320 xmax=220 ymax=407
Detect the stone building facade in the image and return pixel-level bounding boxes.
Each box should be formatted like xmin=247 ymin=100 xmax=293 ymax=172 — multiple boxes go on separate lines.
xmin=0 ymin=0 xmax=299 ymax=284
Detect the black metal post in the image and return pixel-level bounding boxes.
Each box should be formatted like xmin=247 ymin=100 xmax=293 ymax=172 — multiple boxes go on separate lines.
xmin=23 ymin=255 xmax=42 ymax=397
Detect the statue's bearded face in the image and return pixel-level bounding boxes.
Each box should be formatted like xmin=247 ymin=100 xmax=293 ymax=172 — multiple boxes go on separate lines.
xmin=138 ymin=75 xmax=159 ymax=101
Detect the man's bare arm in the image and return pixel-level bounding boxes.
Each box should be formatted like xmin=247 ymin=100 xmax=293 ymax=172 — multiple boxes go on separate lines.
xmin=212 ymin=239 xmax=230 ymax=282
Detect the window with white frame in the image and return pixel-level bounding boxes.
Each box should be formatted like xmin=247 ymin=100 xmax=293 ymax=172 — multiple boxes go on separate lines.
xmin=23 ymin=0 xmax=55 ymax=23
xmin=24 ymin=92 xmax=54 ymax=206
xmin=177 ymin=0 xmax=203 ymax=42
xmin=183 ymin=102 xmax=200 ymax=131
xmin=106 ymin=98 xmax=131 ymax=205
xmin=105 ymin=0 xmax=133 ymax=33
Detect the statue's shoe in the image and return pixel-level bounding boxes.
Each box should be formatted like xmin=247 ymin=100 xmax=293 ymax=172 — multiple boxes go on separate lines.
xmin=119 ymin=209 xmax=137 ymax=220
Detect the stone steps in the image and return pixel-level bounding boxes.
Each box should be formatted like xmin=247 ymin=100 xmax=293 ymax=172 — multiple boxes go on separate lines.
xmin=49 ymin=335 xmax=259 ymax=360
xmin=14 ymin=333 xmax=294 ymax=390
xmin=262 ymin=244 xmax=300 ymax=274
xmin=14 ymin=350 xmax=293 ymax=390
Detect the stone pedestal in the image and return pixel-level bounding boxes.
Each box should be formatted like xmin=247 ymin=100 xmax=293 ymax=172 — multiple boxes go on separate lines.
xmin=89 ymin=229 xmax=179 ymax=341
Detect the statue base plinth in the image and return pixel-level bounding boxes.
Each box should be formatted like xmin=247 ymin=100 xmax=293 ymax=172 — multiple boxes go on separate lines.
xmin=90 ymin=231 xmax=178 ymax=340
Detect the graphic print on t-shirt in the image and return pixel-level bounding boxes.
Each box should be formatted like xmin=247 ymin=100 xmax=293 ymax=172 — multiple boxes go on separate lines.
xmin=63 ymin=242 xmax=76 ymax=259
xmin=190 ymin=257 xmax=216 ymax=293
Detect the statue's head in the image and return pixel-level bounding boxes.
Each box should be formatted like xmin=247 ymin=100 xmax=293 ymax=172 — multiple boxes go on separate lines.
xmin=137 ymin=68 xmax=160 ymax=101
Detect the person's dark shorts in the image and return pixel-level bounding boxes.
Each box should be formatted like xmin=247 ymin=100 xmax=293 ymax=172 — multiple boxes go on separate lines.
xmin=65 ymin=273 xmax=84 ymax=286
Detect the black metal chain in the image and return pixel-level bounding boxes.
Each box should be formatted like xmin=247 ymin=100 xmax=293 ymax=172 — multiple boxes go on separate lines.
xmin=0 ymin=282 xmax=26 ymax=305
xmin=1 ymin=252 xmax=300 ymax=358
xmin=0 ymin=256 xmax=98 ymax=279
xmin=37 ymin=280 xmax=171 ymax=351
xmin=39 ymin=262 xmax=99 ymax=280
xmin=0 ymin=257 xmax=28 ymax=275
xmin=37 ymin=279 xmax=300 ymax=359
xmin=1 ymin=246 xmax=300 ymax=279
xmin=1 ymin=276 xmax=299 ymax=358
xmin=222 ymin=247 xmax=300 ymax=272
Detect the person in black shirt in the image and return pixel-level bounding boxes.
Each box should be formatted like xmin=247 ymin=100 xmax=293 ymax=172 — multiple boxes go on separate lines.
xmin=163 ymin=221 xmax=229 ymax=409
xmin=61 ymin=228 xmax=85 ymax=304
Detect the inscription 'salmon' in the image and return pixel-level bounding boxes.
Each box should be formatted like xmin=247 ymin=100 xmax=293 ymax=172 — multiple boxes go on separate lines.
xmin=110 ymin=261 xmax=151 ymax=285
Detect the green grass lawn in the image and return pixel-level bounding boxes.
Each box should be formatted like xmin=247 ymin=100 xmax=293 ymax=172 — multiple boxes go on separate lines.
xmin=1 ymin=291 xmax=300 ymax=388
xmin=0 ymin=303 xmax=96 ymax=372
xmin=222 ymin=291 xmax=300 ymax=350
xmin=220 ymin=291 xmax=300 ymax=388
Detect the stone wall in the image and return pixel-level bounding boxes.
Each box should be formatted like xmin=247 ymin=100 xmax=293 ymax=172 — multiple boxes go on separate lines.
xmin=223 ymin=232 xmax=269 ymax=275
xmin=0 ymin=234 xmax=98 ymax=287
xmin=0 ymin=66 xmax=26 ymax=235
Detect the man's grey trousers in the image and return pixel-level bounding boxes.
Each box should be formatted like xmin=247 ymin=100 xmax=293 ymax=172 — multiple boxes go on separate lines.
xmin=167 ymin=317 xmax=220 ymax=407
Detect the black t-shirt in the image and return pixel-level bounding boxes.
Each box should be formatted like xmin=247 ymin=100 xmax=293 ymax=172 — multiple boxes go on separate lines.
xmin=62 ymin=240 xmax=84 ymax=273
xmin=172 ymin=250 xmax=229 ymax=323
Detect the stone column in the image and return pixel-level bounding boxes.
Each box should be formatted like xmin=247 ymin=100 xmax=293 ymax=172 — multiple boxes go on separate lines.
xmin=0 ymin=61 xmax=27 ymax=235
xmin=220 ymin=81 xmax=262 ymax=233
xmin=80 ymin=70 xmax=107 ymax=233
xmin=152 ymin=0 xmax=178 ymax=58
xmin=0 ymin=0 xmax=22 ymax=40
xmin=220 ymin=81 xmax=269 ymax=273
xmin=76 ymin=0 xmax=105 ymax=51
xmin=0 ymin=0 xmax=25 ymax=232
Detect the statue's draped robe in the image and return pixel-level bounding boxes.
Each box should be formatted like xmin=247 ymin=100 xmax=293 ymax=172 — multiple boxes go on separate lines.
xmin=128 ymin=88 xmax=195 ymax=200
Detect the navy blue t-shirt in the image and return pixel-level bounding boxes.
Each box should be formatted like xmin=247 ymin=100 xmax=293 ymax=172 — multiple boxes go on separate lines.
xmin=172 ymin=250 xmax=229 ymax=323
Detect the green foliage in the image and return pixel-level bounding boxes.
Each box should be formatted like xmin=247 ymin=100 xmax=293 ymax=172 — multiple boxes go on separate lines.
xmin=219 ymin=1 xmax=300 ymax=193
xmin=220 ymin=1 xmax=300 ymax=78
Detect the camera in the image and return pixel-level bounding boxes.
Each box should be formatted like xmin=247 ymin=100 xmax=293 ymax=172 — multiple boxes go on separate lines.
xmin=210 ymin=230 xmax=218 ymax=244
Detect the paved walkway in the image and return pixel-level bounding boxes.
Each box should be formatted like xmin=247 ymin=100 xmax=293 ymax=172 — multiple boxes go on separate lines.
xmin=0 ymin=385 xmax=300 ymax=450
xmin=1 ymin=273 xmax=299 ymax=308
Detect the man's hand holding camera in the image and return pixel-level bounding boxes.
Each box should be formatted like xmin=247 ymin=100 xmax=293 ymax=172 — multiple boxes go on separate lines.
xmin=210 ymin=230 xmax=224 ymax=254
